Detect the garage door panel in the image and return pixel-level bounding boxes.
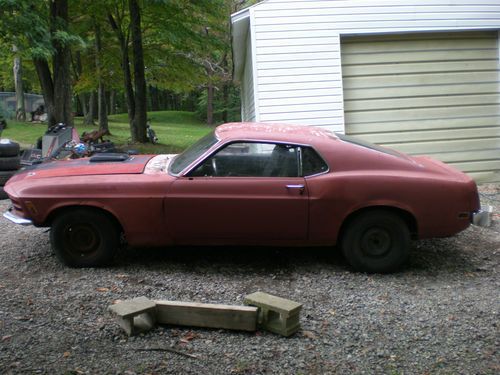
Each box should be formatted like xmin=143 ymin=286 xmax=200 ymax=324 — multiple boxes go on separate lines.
xmin=341 ymin=38 xmax=497 ymax=54
xmin=347 ymin=116 xmax=500 ymax=134
xmin=384 ymin=138 xmax=499 ymax=154
xmin=342 ymin=50 xmax=498 ymax=65
xmin=342 ymin=31 xmax=500 ymax=182
xmin=461 ymin=171 xmax=500 ymax=183
xmin=359 ymin=127 xmax=500 ymax=144
xmin=450 ymin=160 xmax=500 ymax=173
xmin=344 ymin=94 xmax=500 ymax=112
xmin=342 ymin=60 xmax=497 ymax=77
xmin=343 ymin=71 xmax=498 ymax=89
xmin=343 ymin=82 xmax=499 ymax=100
xmin=344 ymin=32 xmax=496 ymax=43
xmin=345 ymin=105 xmax=499 ymax=123
xmin=428 ymin=149 xmax=500 ymax=163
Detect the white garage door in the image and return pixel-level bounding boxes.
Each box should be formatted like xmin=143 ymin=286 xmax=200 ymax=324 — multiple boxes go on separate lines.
xmin=342 ymin=31 xmax=500 ymax=183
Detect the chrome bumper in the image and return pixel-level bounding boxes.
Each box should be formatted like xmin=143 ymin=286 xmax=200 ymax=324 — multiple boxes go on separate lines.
xmin=472 ymin=205 xmax=493 ymax=227
xmin=3 ymin=209 xmax=33 ymax=226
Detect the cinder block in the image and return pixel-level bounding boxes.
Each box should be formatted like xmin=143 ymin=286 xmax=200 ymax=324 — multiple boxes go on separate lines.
xmin=244 ymin=292 xmax=302 ymax=337
xmin=108 ymin=296 xmax=157 ymax=336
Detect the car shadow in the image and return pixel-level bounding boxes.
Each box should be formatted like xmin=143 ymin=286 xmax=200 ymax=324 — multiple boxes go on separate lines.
xmin=116 ymin=244 xmax=348 ymax=274
xmin=115 ymin=237 xmax=480 ymax=276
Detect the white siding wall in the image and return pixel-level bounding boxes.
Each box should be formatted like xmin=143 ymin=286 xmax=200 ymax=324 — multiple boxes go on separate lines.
xmin=250 ymin=0 xmax=500 ymax=132
xmin=241 ymin=34 xmax=257 ymax=122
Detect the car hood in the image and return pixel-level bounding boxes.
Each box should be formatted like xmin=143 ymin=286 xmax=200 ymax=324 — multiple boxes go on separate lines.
xmin=14 ymin=154 xmax=154 ymax=180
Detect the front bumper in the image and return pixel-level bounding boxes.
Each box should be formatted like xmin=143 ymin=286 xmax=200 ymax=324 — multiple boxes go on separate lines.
xmin=472 ymin=206 xmax=493 ymax=227
xmin=3 ymin=209 xmax=33 ymax=226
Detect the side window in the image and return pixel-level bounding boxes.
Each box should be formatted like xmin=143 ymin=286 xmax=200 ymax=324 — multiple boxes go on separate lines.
xmin=189 ymin=142 xmax=299 ymax=177
xmin=301 ymin=147 xmax=328 ymax=176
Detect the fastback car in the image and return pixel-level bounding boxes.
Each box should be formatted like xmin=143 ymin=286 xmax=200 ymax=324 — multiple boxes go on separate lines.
xmin=3 ymin=123 xmax=484 ymax=272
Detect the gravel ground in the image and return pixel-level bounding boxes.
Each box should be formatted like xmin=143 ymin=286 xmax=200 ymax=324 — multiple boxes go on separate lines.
xmin=0 ymin=184 xmax=498 ymax=375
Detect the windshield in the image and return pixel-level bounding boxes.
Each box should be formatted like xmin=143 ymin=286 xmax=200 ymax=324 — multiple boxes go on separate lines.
xmin=169 ymin=131 xmax=219 ymax=175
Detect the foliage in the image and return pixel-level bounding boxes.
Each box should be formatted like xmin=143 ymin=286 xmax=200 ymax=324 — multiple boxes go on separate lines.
xmin=0 ymin=0 xmax=252 ymax=138
xmin=196 ymin=84 xmax=241 ymax=124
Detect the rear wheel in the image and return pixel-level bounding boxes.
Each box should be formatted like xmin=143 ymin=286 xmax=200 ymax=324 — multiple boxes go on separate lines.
xmin=50 ymin=209 xmax=119 ymax=267
xmin=341 ymin=211 xmax=410 ymax=273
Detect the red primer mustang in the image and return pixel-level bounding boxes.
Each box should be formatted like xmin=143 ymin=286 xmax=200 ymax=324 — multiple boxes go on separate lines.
xmin=3 ymin=123 xmax=482 ymax=272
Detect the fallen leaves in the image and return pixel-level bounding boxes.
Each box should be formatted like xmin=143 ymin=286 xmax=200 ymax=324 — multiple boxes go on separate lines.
xmin=302 ymin=330 xmax=317 ymax=340
xmin=179 ymin=331 xmax=198 ymax=344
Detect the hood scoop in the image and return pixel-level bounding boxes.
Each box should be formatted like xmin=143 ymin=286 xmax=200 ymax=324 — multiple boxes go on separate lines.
xmin=89 ymin=153 xmax=130 ymax=163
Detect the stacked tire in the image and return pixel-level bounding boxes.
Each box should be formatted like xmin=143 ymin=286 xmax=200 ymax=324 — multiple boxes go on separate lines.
xmin=0 ymin=140 xmax=21 ymax=200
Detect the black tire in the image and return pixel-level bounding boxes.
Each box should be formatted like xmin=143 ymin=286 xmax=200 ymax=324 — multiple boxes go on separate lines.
xmin=0 ymin=156 xmax=20 ymax=171
xmin=0 ymin=140 xmax=20 ymax=157
xmin=341 ymin=211 xmax=410 ymax=273
xmin=50 ymin=208 xmax=119 ymax=267
xmin=0 ymin=170 xmax=16 ymax=185
xmin=0 ymin=186 xmax=8 ymax=200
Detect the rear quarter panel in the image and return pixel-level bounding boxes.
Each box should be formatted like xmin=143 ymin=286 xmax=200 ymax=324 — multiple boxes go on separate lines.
xmin=309 ymin=141 xmax=478 ymax=243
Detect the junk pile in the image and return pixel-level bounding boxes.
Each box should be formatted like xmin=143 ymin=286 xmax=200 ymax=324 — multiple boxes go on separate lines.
xmin=108 ymin=292 xmax=303 ymax=337
xmin=21 ymin=123 xmax=116 ymax=166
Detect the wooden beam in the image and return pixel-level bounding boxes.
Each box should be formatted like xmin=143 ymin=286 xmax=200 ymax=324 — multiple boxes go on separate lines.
xmin=155 ymin=300 xmax=258 ymax=332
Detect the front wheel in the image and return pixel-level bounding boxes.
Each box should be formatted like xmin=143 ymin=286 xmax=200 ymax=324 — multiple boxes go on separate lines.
xmin=341 ymin=211 xmax=410 ymax=273
xmin=50 ymin=209 xmax=119 ymax=267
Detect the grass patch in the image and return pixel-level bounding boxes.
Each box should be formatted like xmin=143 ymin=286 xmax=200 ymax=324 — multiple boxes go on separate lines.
xmin=0 ymin=110 xmax=212 ymax=154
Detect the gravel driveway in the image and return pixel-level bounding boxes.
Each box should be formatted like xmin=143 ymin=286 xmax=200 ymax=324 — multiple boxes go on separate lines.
xmin=0 ymin=185 xmax=498 ymax=374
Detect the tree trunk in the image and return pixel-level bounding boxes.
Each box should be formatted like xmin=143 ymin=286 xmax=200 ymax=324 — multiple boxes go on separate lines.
xmin=207 ymin=83 xmax=214 ymax=126
xmin=33 ymin=58 xmax=56 ymax=126
xmin=222 ymin=83 xmax=229 ymax=123
xmin=13 ymin=47 xmax=26 ymax=121
xmin=87 ymin=91 xmax=96 ymax=124
xmin=109 ymin=90 xmax=116 ymax=115
xmin=51 ymin=0 xmax=73 ymax=127
xmin=129 ymin=0 xmax=147 ymax=142
xmin=94 ymin=23 xmax=108 ymax=132
xmin=78 ymin=92 xmax=94 ymax=125
xmin=108 ymin=12 xmax=135 ymax=138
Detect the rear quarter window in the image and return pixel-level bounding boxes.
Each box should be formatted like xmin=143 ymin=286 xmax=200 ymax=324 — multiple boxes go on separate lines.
xmin=302 ymin=147 xmax=328 ymax=176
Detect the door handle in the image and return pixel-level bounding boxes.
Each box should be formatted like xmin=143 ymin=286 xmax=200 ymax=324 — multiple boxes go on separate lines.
xmin=286 ymin=184 xmax=305 ymax=194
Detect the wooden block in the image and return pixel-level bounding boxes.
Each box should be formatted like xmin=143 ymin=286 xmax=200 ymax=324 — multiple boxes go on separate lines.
xmin=155 ymin=300 xmax=258 ymax=331
xmin=108 ymin=297 xmax=157 ymax=336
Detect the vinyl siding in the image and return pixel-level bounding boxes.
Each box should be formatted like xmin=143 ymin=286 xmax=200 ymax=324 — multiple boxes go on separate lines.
xmin=342 ymin=32 xmax=500 ymax=183
xmin=241 ymin=34 xmax=256 ymax=122
xmin=249 ymin=0 xmax=500 ymax=135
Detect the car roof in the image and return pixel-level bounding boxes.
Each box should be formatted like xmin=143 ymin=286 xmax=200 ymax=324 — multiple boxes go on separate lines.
xmin=215 ymin=122 xmax=339 ymax=146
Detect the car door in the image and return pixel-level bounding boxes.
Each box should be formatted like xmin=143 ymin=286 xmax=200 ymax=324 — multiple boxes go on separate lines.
xmin=165 ymin=142 xmax=309 ymax=242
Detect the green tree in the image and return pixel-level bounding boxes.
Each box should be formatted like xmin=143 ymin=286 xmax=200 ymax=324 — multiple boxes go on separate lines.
xmin=0 ymin=0 xmax=81 ymax=127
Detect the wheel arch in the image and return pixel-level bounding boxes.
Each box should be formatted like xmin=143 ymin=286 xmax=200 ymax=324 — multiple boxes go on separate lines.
xmin=338 ymin=205 xmax=418 ymax=242
xmin=44 ymin=205 xmax=124 ymax=234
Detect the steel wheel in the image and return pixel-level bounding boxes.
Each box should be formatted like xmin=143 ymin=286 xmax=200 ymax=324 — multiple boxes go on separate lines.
xmin=341 ymin=210 xmax=410 ymax=273
xmin=51 ymin=208 xmax=119 ymax=267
